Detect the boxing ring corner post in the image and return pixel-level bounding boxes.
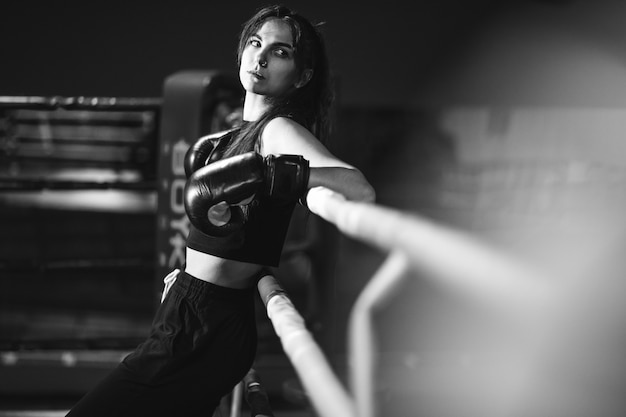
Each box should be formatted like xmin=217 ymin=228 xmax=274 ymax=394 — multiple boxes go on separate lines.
xmin=155 ymin=70 xmax=243 ymax=305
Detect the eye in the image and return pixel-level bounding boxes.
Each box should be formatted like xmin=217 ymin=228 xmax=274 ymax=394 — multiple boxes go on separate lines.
xmin=249 ymin=38 xmax=261 ymax=47
xmin=274 ymin=48 xmax=290 ymax=58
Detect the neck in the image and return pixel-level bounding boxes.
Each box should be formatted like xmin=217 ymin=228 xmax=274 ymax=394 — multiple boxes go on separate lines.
xmin=242 ymin=92 xmax=270 ymax=121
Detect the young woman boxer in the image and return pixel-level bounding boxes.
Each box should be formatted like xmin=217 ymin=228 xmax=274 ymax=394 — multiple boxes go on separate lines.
xmin=67 ymin=5 xmax=374 ymax=416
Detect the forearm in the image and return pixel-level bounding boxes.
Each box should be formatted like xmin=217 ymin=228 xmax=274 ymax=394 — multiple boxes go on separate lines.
xmin=307 ymin=166 xmax=376 ymax=202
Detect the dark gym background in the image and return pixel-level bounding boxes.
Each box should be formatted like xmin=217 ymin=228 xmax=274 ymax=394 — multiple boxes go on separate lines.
xmin=3 ymin=1 xmax=626 ymax=416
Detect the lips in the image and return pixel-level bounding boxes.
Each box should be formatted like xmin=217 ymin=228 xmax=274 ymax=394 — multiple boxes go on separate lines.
xmin=248 ymin=70 xmax=265 ymax=80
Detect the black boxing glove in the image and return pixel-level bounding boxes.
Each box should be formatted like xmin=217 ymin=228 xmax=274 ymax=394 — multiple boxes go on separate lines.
xmin=184 ymin=152 xmax=264 ymax=236
xmin=184 ymin=128 xmax=235 ymax=177
xmin=184 ymin=152 xmax=310 ymax=236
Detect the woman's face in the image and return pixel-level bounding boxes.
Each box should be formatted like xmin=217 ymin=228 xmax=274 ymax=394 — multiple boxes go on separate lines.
xmin=239 ymin=18 xmax=301 ymax=97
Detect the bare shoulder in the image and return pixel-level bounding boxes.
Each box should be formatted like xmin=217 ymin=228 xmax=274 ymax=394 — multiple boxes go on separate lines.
xmin=263 ymin=117 xmax=314 ymax=143
xmin=261 ymin=116 xmax=353 ymax=168
xmin=261 ymin=117 xmax=320 ymax=154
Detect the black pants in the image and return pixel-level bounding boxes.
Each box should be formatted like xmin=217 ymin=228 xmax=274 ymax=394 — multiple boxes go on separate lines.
xmin=67 ymin=271 xmax=257 ymax=416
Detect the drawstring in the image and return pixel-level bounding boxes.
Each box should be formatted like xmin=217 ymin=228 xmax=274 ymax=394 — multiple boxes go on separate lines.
xmin=161 ymin=269 xmax=180 ymax=303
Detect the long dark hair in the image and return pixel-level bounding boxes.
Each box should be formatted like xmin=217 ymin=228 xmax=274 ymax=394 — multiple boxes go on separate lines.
xmin=225 ymin=5 xmax=334 ymax=157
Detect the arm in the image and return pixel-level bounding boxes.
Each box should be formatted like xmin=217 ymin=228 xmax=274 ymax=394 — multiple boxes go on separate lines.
xmin=261 ymin=117 xmax=376 ymax=203
xmin=308 ymin=166 xmax=374 ymax=203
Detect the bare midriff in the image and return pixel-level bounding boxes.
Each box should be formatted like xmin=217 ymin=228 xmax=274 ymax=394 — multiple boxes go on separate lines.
xmin=184 ymin=247 xmax=264 ymax=289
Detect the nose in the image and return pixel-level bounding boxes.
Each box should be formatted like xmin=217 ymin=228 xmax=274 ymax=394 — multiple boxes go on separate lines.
xmin=256 ymin=50 xmax=268 ymax=68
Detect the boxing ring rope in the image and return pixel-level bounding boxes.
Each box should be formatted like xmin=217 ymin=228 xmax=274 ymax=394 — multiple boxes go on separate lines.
xmin=0 ymin=95 xmax=161 ymax=191
xmin=0 ymin=95 xmax=162 ymax=111
xmin=257 ymin=273 xmax=355 ymax=417
xmin=256 ymin=186 xmax=554 ymax=417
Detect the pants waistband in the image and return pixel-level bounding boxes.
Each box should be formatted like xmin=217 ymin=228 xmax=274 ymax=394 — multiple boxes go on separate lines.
xmin=173 ymin=270 xmax=257 ymax=306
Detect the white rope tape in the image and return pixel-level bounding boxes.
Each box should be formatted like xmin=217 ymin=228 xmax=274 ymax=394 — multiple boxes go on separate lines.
xmin=307 ymin=186 xmax=551 ymax=313
xmin=261 ymin=277 xmax=355 ymax=417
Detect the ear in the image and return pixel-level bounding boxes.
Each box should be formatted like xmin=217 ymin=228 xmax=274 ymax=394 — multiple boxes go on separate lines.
xmin=295 ymin=69 xmax=313 ymax=88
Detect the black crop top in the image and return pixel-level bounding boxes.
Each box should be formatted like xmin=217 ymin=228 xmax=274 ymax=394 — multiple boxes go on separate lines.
xmin=185 ymin=125 xmax=297 ymax=267
xmin=187 ymin=198 xmax=295 ymax=267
